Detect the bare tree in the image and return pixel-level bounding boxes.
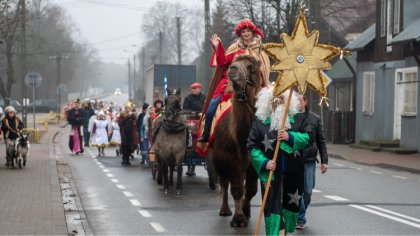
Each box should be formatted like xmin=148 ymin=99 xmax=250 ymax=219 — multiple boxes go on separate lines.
xmin=0 ymin=0 xmax=20 ymax=102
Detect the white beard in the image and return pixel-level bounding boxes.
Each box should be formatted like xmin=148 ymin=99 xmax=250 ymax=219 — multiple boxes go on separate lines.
xmin=255 ymin=87 xmax=300 ymax=131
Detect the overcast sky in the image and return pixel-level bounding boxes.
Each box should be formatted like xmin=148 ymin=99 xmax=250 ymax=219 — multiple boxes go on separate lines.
xmin=51 ymin=0 xmax=203 ymax=65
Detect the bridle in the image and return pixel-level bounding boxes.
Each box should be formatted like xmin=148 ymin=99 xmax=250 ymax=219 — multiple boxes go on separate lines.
xmin=233 ymin=60 xmax=256 ymax=102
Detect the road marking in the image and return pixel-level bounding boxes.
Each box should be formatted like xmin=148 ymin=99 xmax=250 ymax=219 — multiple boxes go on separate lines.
xmin=138 ymin=210 xmax=152 ymax=218
xmin=122 ymin=191 xmax=133 ymax=197
xmin=150 ymin=222 xmax=166 ymax=232
xmin=129 ymin=199 xmax=141 ymax=206
xmin=324 ymin=195 xmax=350 ymax=201
xmin=116 ymin=185 xmax=126 ymax=189
xmin=369 ymin=170 xmax=382 ymax=175
xmin=106 ymin=174 xmax=114 ymax=178
xmin=392 ymin=175 xmax=407 ymax=180
xmin=313 ymin=189 xmax=321 ymax=193
xmin=334 ymin=163 xmax=345 ymax=167
xmin=356 ymin=168 xmax=362 ymax=170
xmin=103 ymin=169 xmax=110 ymax=173
xmin=111 ymin=179 xmax=119 ymax=183
xmin=365 ymin=205 xmax=420 ymax=223
xmin=350 ymin=205 xmax=420 ymax=229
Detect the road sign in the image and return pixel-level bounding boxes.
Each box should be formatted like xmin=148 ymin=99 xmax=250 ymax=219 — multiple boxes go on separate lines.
xmin=321 ymin=70 xmax=333 ymax=87
xmin=25 ymin=71 xmax=42 ymax=87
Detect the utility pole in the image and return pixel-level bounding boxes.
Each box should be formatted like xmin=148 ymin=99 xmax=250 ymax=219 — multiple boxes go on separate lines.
xmin=133 ymin=54 xmax=136 ymax=99
xmin=176 ymin=17 xmax=182 ymax=65
xmin=56 ymin=56 xmax=62 ymax=112
xmin=141 ymin=48 xmax=145 ymax=102
xmin=204 ymin=0 xmax=211 ymax=90
xmin=128 ymin=59 xmax=132 ymax=101
xmin=20 ymin=0 xmax=27 ymax=126
xmin=158 ymin=32 xmax=163 ymax=64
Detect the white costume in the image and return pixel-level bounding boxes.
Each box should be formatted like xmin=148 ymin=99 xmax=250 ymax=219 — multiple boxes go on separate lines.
xmin=91 ymin=119 xmax=109 ymax=147
xmin=110 ymin=121 xmax=121 ymax=145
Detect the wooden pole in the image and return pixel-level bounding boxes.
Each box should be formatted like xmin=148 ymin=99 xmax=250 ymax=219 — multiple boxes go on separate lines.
xmin=254 ymin=87 xmax=294 ymax=236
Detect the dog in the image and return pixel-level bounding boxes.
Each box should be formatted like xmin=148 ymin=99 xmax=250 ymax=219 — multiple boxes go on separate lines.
xmin=13 ymin=133 xmax=30 ymax=168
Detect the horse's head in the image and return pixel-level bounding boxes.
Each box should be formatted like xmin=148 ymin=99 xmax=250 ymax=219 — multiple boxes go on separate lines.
xmin=228 ymin=54 xmax=262 ymax=102
xmin=164 ymin=88 xmax=182 ymax=120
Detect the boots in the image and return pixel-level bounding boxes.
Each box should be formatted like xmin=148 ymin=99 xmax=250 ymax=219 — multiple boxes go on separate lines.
xmin=197 ymin=128 xmax=210 ymax=143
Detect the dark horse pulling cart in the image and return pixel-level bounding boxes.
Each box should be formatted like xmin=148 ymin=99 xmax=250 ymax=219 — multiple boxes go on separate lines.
xmin=150 ymin=112 xmax=215 ymax=190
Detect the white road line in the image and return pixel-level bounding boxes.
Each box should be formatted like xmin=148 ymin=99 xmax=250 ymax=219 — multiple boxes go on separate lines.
xmin=129 ymin=199 xmax=141 ymax=206
xmin=312 ymin=189 xmax=321 ymax=193
xmin=365 ymin=205 xmax=420 ymax=223
xmin=324 ymin=195 xmax=350 ymax=201
xmin=138 ymin=210 xmax=152 ymax=218
xmin=349 ymin=205 xmax=420 ymax=229
xmin=123 ymin=191 xmax=133 ymax=197
xmin=106 ymin=173 xmax=115 ymax=178
xmin=111 ymin=179 xmax=119 ymax=183
xmin=334 ymin=163 xmax=345 ymax=167
xmin=392 ymin=175 xmax=407 ymax=180
xmin=103 ymin=169 xmax=110 ymax=173
xmin=116 ymin=185 xmax=126 ymax=189
xmin=369 ymin=170 xmax=382 ymax=175
xmin=150 ymin=222 xmax=166 ymax=232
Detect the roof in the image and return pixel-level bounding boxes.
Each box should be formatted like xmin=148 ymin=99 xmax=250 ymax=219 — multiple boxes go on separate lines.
xmin=326 ymin=53 xmax=357 ymax=81
xmin=345 ymin=24 xmax=376 ymax=51
xmin=391 ymin=18 xmax=420 ymax=45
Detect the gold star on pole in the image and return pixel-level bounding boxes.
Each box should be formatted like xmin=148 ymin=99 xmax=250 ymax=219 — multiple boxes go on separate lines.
xmin=264 ymin=11 xmax=342 ymax=98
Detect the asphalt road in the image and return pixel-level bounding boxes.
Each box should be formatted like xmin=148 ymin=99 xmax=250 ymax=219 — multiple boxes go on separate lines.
xmin=59 ymin=93 xmax=420 ymax=235
xmin=58 ymin=128 xmax=420 ymax=235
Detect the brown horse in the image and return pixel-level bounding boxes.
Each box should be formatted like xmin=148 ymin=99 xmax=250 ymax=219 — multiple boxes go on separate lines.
xmin=209 ymin=54 xmax=263 ymax=227
xmin=154 ymin=88 xmax=188 ymax=195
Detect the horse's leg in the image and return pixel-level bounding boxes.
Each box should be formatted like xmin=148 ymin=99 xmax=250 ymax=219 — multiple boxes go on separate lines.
xmin=175 ymin=153 xmax=184 ymax=195
xmin=230 ymin=173 xmax=248 ymax=227
xmin=169 ymin=158 xmax=174 ymax=186
xmin=162 ymin=162 xmax=169 ymax=194
xmin=219 ymin=177 xmax=232 ymax=216
xmin=242 ymin=165 xmax=258 ymax=219
xmin=156 ymin=154 xmax=163 ymax=185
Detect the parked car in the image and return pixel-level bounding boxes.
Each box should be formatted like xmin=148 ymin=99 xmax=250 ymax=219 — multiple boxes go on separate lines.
xmin=114 ymin=88 xmax=122 ymax=95
xmin=0 ymin=99 xmax=22 ymax=113
xmin=28 ymin=99 xmax=58 ymax=113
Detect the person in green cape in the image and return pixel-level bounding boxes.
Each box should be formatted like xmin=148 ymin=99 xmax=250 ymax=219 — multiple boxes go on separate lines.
xmin=247 ymin=87 xmax=313 ymax=235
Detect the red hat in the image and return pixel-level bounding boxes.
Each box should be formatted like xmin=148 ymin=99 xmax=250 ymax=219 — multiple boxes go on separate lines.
xmin=191 ymin=82 xmax=202 ymax=88
xmin=235 ymin=19 xmax=265 ymax=39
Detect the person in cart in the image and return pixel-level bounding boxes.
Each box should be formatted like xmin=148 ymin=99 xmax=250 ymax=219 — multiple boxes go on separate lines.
xmin=183 ymin=82 xmax=206 ymax=176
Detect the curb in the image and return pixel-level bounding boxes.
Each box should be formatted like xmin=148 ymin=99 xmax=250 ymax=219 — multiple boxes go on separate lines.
xmin=52 ymin=129 xmax=92 ymax=235
xmin=329 ymin=153 xmax=420 ymax=174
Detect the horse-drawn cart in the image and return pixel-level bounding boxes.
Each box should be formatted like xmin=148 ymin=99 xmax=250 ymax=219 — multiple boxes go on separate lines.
xmin=149 ymin=113 xmax=215 ymax=189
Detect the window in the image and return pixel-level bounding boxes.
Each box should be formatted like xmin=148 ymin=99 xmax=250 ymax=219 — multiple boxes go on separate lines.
xmin=393 ymin=0 xmax=400 ymax=34
xmin=380 ymin=0 xmax=386 ymax=37
xmin=401 ymin=68 xmax=418 ymax=115
xmin=363 ymin=72 xmax=375 ymax=115
xmin=386 ymin=0 xmax=393 ymax=52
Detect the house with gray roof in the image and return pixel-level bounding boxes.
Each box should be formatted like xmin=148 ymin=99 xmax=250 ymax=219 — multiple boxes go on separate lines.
xmin=346 ymin=0 xmax=420 ymax=152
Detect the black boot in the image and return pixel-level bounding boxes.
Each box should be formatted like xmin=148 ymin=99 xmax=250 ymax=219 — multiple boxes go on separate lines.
xmin=197 ymin=128 xmax=210 ymax=143
xmin=121 ymin=156 xmax=126 ymax=165
xmin=126 ymin=156 xmax=131 ymax=166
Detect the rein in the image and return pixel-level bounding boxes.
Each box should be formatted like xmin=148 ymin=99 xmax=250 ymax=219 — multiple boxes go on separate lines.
xmin=235 ymin=61 xmax=256 ymax=102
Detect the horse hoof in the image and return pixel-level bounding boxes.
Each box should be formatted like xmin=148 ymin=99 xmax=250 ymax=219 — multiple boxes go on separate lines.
xmin=176 ymin=190 xmax=182 ymax=195
xmin=209 ymin=181 xmax=216 ymax=190
xmin=219 ymin=208 xmax=232 ymax=217
xmin=230 ymin=214 xmax=248 ymax=227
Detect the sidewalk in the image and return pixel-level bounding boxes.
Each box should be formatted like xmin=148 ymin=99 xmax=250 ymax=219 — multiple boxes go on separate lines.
xmin=0 ymin=125 xmax=67 ymax=235
xmin=328 ymin=143 xmax=420 ymax=174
